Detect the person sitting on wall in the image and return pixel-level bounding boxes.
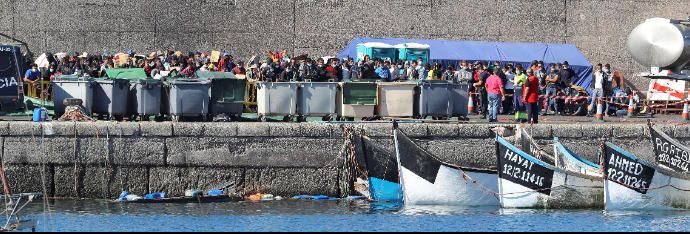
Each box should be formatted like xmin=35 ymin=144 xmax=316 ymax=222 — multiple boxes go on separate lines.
xmin=24 ymin=64 xmax=42 ymax=97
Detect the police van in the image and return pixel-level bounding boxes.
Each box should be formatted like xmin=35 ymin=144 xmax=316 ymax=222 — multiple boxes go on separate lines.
xmin=0 ymin=44 xmax=26 ymax=111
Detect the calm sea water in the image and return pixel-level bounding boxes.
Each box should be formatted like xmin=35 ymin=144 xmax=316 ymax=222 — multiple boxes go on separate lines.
xmin=13 ymin=199 xmax=690 ymax=232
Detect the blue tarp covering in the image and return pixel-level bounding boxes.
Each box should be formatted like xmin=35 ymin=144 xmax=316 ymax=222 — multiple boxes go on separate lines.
xmin=338 ymin=37 xmax=593 ymax=93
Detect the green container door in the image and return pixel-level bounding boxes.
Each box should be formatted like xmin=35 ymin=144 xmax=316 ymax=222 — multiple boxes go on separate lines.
xmin=338 ymin=81 xmax=378 ymax=119
xmin=342 ymin=82 xmax=377 ymax=105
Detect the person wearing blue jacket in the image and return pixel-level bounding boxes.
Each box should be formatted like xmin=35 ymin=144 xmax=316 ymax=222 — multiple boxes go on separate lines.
xmin=375 ymin=61 xmax=391 ymax=81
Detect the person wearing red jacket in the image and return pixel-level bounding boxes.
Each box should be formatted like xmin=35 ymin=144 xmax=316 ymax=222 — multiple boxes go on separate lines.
xmin=325 ymin=59 xmax=341 ymax=81
xmin=523 ymin=69 xmax=541 ymax=124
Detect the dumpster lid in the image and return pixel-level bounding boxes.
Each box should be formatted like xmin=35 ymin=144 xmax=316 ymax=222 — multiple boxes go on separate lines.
xmin=54 ymin=75 xmax=92 ymax=81
xmin=168 ymin=78 xmax=211 ymax=84
xmin=195 ymin=71 xmax=238 ymax=80
xmin=105 ymin=68 xmax=148 ymax=80
xmin=94 ymin=77 xmax=130 ymax=83
xmin=132 ymin=79 xmax=162 ymax=84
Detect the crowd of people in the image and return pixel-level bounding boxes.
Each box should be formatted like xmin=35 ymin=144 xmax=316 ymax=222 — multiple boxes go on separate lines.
xmin=22 ymin=49 xmax=630 ymax=123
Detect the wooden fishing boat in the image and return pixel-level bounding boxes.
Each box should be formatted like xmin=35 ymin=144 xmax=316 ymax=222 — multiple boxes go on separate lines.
xmin=649 ymin=123 xmax=690 ymax=173
xmin=496 ymin=135 xmax=603 ymax=209
xmin=603 ymin=142 xmax=690 ymax=210
xmin=358 ymin=135 xmax=403 ymax=202
xmin=554 ymin=138 xmax=603 ymax=177
xmin=394 ymin=128 xmax=499 ymax=206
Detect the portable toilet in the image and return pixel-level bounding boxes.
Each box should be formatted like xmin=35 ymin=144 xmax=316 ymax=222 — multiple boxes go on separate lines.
xmin=395 ymin=43 xmax=431 ymax=64
xmin=356 ymin=42 xmax=397 ymax=62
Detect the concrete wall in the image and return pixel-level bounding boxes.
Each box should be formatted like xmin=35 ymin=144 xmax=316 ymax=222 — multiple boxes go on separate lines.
xmin=1 ymin=0 xmax=688 ymax=89
xmin=0 ymin=121 xmax=684 ymax=199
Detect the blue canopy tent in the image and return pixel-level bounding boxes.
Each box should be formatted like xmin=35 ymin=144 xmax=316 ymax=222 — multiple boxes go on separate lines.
xmin=338 ymin=37 xmax=593 ymax=93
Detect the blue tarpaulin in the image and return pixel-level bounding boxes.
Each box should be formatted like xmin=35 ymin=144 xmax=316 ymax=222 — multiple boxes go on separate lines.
xmin=338 ymin=37 xmax=593 ymax=93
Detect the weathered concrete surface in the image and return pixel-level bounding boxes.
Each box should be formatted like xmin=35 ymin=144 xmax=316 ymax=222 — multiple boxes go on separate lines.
xmin=0 ymin=121 xmax=672 ymax=200
xmin=1 ymin=0 xmax=685 ymax=90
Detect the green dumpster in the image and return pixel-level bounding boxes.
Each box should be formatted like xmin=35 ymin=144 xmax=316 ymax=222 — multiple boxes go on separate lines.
xmin=337 ymin=80 xmax=378 ymax=120
xmin=197 ymin=71 xmax=246 ymax=121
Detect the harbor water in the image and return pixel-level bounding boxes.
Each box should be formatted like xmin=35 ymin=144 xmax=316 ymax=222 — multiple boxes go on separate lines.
xmin=15 ymin=200 xmax=690 ymax=232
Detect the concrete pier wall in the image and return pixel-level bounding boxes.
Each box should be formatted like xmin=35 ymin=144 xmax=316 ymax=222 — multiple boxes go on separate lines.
xmin=0 ymin=121 xmax=678 ymax=199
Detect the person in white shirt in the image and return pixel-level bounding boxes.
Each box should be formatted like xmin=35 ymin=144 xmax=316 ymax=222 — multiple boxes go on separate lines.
xmin=588 ymin=64 xmax=608 ymax=116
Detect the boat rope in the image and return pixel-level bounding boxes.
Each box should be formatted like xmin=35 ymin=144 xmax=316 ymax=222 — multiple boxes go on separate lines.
xmin=73 ymin=121 xmax=79 ymax=196
xmin=32 ymin=123 xmax=54 ymax=231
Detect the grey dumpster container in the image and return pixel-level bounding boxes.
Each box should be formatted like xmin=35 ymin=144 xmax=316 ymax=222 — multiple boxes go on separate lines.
xmin=336 ymin=81 xmax=378 ymax=120
xmin=130 ymin=79 xmax=162 ymax=120
xmin=52 ymin=76 xmax=94 ymax=116
xmin=167 ymin=79 xmax=211 ymax=122
xmin=256 ymin=82 xmax=298 ymax=122
xmin=92 ymin=78 xmax=130 ymax=120
xmin=298 ymin=82 xmax=338 ymax=121
xmin=418 ymin=80 xmax=452 ymax=119
xmin=377 ymin=82 xmax=417 ymax=118
xmin=450 ymin=83 xmax=470 ymax=119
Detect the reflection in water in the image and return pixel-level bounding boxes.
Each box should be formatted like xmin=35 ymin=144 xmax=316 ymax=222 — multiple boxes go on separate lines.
xmin=10 ymin=199 xmax=690 ymax=232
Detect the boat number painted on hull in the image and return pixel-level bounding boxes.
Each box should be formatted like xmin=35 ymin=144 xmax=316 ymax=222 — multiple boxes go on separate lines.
xmin=604 ymin=144 xmax=655 ymax=194
xmin=502 ymin=164 xmax=545 ymax=187
xmin=651 ymin=128 xmax=690 ymax=173
xmin=497 ymin=140 xmax=554 ymax=195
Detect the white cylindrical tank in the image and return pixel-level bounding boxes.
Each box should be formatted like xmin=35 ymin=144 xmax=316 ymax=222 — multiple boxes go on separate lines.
xmin=627 ymin=18 xmax=690 ymax=71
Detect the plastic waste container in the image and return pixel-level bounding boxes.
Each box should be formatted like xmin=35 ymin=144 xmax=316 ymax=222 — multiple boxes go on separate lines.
xmin=256 ymin=82 xmax=298 ymax=122
xmin=377 ymin=82 xmax=417 ymax=118
xmin=197 ymin=71 xmax=246 ymax=121
xmin=417 ymin=80 xmax=452 ymax=119
xmin=450 ymin=83 xmax=470 ymax=120
xmin=129 ymin=79 xmax=162 ymax=120
xmin=336 ymin=81 xmax=378 ymax=120
xmin=298 ymin=82 xmax=338 ymax=121
xmin=51 ymin=75 xmax=94 ymax=117
xmin=92 ymin=78 xmax=130 ymax=120
xmin=167 ymin=78 xmax=211 ymax=122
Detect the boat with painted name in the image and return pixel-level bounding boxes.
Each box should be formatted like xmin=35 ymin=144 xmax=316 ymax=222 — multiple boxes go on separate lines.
xmin=496 ymin=134 xmax=604 ymax=209
xmin=603 ymin=142 xmax=690 ymax=210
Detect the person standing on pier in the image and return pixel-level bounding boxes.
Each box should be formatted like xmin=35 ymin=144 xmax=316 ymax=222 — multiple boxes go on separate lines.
xmin=485 ymin=68 xmax=506 ymax=123
xmin=523 ymin=69 xmax=540 ymax=124
xmin=513 ymin=65 xmax=528 ymax=123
